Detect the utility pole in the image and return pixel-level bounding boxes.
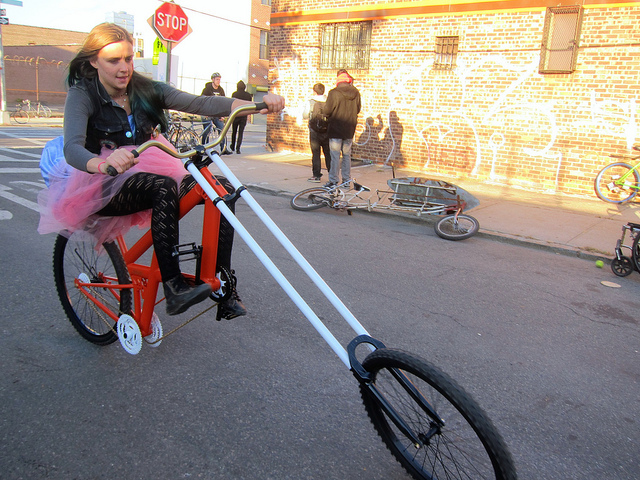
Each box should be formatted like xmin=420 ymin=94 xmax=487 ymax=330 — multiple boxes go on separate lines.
xmin=0 ymin=1 xmax=24 ymax=124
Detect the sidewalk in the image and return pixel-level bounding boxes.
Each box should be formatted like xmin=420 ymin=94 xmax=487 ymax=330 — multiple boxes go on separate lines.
xmin=224 ymin=124 xmax=640 ymax=263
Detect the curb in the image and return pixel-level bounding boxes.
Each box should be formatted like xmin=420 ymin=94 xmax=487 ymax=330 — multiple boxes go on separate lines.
xmin=244 ymin=183 xmax=608 ymax=264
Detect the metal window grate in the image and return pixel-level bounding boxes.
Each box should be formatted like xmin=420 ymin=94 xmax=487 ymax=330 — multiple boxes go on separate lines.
xmin=320 ymin=22 xmax=372 ymax=71
xmin=433 ymin=36 xmax=459 ymax=70
xmin=539 ymin=6 xmax=583 ymax=74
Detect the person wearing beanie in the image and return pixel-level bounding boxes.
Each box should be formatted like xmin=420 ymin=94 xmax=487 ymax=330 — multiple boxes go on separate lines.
xmin=230 ymin=80 xmax=253 ymax=154
xmin=323 ymin=69 xmax=361 ymax=188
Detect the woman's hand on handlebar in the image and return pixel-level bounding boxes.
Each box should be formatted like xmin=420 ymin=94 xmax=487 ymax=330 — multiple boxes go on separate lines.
xmin=98 ymin=148 xmax=139 ymax=175
xmin=258 ymin=93 xmax=285 ymax=114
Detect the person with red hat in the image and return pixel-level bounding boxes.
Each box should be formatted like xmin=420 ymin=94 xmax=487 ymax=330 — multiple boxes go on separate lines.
xmin=323 ymin=69 xmax=361 ymax=188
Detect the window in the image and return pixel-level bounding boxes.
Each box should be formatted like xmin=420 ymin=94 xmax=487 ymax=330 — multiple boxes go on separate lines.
xmin=539 ymin=6 xmax=583 ymax=74
xmin=320 ymin=22 xmax=372 ymax=70
xmin=261 ymin=0 xmax=271 ymax=5
xmin=433 ymin=36 xmax=459 ymax=70
xmin=260 ymin=31 xmax=269 ymax=60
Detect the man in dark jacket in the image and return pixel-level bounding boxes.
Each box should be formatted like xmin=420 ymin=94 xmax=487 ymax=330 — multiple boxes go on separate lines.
xmin=201 ymin=72 xmax=231 ymax=154
xmin=323 ymin=70 xmax=361 ymax=187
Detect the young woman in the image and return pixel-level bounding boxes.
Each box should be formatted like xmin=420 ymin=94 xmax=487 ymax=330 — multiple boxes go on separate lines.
xmin=38 ymin=23 xmax=285 ymax=317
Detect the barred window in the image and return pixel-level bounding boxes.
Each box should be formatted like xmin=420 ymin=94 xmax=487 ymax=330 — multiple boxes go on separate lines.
xmin=260 ymin=31 xmax=269 ymax=60
xmin=539 ymin=6 xmax=583 ymax=74
xmin=320 ymin=22 xmax=372 ymax=71
xmin=433 ymin=36 xmax=459 ymax=70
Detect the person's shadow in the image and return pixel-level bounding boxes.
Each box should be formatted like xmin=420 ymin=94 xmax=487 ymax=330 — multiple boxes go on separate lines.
xmin=382 ymin=111 xmax=404 ymax=166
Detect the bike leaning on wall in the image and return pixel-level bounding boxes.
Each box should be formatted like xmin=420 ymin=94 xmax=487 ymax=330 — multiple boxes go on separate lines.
xmin=594 ymin=145 xmax=640 ymax=203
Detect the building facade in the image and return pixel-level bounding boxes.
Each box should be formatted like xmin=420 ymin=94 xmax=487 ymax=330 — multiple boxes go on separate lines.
xmin=267 ymin=0 xmax=640 ymax=196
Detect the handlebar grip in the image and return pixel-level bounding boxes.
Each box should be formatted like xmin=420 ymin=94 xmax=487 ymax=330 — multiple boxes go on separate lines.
xmin=131 ymin=149 xmax=140 ymax=158
xmin=254 ymin=102 xmax=268 ymax=111
xmin=106 ymin=165 xmax=118 ymax=176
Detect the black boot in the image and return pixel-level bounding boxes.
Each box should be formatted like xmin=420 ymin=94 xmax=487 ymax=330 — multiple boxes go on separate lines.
xmin=216 ymin=271 xmax=247 ymax=320
xmin=164 ymin=275 xmax=212 ymax=316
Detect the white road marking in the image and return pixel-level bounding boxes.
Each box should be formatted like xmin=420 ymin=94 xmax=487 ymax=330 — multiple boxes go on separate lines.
xmin=0 ymin=209 xmax=12 ymax=220
xmin=0 ymin=184 xmax=40 ymax=212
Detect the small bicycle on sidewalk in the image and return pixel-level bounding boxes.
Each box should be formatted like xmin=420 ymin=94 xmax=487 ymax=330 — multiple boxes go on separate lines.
xmin=51 ymin=103 xmax=515 ymax=479
xmin=291 ymin=177 xmax=480 ymax=240
xmin=594 ymin=144 xmax=640 ymax=203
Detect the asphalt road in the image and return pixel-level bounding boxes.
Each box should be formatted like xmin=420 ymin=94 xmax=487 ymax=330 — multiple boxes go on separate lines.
xmin=1 ymin=126 xmax=639 ymax=479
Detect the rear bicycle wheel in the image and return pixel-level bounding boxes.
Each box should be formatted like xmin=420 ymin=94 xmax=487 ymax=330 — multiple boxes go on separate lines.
xmin=434 ymin=214 xmax=479 ymax=240
xmin=594 ymin=162 xmax=640 ymax=203
xmin=53 ymin=232 xmax=132 ymax=345
xmin=290 ymin=187 xmax=333 ymax=211
xmin=361 ymin=349 xmax=517 ymax=480
xmin=169 ymin=128 xmax=199 ymax=152
xmin=201 ymin=121 xmax=220 ymax=145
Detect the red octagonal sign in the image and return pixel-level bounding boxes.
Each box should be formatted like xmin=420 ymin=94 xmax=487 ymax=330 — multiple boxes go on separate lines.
xmin=153 ymin=2 xmax=190 ymax=43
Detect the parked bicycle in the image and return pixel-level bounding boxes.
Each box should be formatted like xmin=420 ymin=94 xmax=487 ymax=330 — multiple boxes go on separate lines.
xmin=594 ymin=145 xmax=640 ymax=203
xmin=166 ymin=111 xmax=218 ymax=151
xmin=291 ymin=177 xmax=480 ymax=240
xmin=50 ymin=103 xmax=515 ymax=479
xmin=10 ymin=99 xmax=52 ymax=124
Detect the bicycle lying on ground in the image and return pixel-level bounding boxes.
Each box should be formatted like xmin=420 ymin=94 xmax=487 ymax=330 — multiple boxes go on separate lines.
xmin=10 ymin=99 xmax=52 ymax=124
xmin=50 ymin=103 xmax=516 ymax=479
xmin=594 ymin=145 xmax=640 ymax=203
xmin=291 ymin=177 xmax=480 ymax=240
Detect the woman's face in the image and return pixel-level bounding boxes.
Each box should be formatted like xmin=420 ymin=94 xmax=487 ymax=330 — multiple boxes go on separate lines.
xmin=90 ymin=40 xmax=134 ymax=95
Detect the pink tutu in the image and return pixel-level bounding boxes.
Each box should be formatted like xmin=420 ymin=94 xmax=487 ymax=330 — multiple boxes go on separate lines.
xmin=38 ymin=135 xmax=188 ymax=245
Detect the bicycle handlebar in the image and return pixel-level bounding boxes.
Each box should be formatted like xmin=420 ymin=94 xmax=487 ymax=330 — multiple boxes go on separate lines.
xmin=105 ymin=102 xmax=268 ymax=176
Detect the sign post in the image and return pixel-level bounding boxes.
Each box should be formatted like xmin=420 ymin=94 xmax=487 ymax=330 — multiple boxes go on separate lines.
xmin=150 ymin=2 xmax=191 ymax=85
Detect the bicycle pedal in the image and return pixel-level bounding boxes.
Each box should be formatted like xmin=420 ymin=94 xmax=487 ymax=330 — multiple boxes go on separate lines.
xmin=171 ymin=242 xmax=202 ymax=262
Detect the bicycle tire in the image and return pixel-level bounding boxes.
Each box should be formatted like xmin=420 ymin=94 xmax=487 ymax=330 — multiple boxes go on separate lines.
xmin=361 ymin=348 xmax=517 ymax=480
xmin=169 ymin=128 xmax=199 ymax=152
xmin=39 ymin=105 xmax=52 ymax=118
xmin=434 ymin=214 xmax=479 ymax=240
xmin=594 ymin=162 xmax=640 ymax=203
xmin=201 ymin=121 xmax=220 ymax=145
xmin=53 ymin=232 xmax=132 ymax=345
xmin=10 ymin=110 xmax=28 ymax=124
xmin=290 ymin=187 xmax=333 ymax=211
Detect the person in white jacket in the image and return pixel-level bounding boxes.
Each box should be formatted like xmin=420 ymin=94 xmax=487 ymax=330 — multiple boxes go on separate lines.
xmin=302 ymin=83 xmax=330 ymax=182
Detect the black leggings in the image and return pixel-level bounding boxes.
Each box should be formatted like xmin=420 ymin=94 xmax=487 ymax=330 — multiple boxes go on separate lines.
xmin=97 ymin=172 xmax=235 ymax=282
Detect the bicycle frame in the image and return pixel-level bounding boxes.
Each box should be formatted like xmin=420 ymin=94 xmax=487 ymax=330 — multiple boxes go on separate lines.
xmin=75 ymin=167 xmax=229 ymax=337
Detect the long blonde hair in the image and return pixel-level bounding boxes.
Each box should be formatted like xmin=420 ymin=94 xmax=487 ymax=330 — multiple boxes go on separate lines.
xmin=67 ymin=23 xmax=133 ymax=86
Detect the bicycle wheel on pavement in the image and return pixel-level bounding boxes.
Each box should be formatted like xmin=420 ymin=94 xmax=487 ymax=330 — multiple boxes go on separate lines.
xmin=361 ymin=348 xmax=517 ymax=480
xmin=201 ymin=121 xmax=220 ymax=145
xmin=10 ymin=110 xmax=28 ymax=124
xmin=39 ymin=105 xmax=52 ymax=118
xmin=434 ymin=214 xmax=479 ymax=240
xmin=290 ymin=187 xmax=333 ymax=211
xmin=594 ymin=162 xmax=640 ymax=203
xmin=53 ymin=232 xmax=132 ymax=345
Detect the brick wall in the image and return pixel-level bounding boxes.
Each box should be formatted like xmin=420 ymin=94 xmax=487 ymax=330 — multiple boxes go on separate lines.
xmin=267 ymin=3 xmax=640 ymax=196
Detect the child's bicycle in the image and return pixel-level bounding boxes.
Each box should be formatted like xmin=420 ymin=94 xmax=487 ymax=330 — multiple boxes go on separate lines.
xmin=594 ymin=145 xmax=640 ymax=203
xmin=291 ymin=177 xmax=480 ymax=240
xmin=52 ymin=103 xmax=516 ymax=480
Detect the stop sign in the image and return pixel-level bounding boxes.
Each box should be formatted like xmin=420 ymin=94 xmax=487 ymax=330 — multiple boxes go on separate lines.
xmin=153 ymin=2 xmax=190 ymax=43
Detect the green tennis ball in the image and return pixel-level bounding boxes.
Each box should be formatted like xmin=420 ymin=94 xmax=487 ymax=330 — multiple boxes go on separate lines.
xmin=596 ymin=260 xmax=604 ymax=268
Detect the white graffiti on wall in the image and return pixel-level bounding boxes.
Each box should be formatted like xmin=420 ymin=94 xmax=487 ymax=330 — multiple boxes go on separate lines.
xmin=274 ymin=52 xmax=640 ymax=190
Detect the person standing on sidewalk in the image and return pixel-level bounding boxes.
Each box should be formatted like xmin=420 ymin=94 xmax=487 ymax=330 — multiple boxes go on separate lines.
xmin=323 ymin=70 xmax=361 ymax=187
xmin=302 ymin=83 xmax=330 ymax=183
xmin=201 ymin=72 xmax=231 ymax=154
xmin=229 ymin=80 xmax=253 ymax=154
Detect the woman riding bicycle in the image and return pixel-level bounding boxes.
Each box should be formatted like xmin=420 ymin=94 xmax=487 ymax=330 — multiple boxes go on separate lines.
xmin=38 ymin=23 xmax=285 ymax=317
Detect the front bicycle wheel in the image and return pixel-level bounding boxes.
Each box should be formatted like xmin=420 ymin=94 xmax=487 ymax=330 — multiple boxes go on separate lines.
xmin=10 ymin=110 xmax=28 ymax=124
xmin=53 ymin=232 xmax=132 ymax=345
xmin=290 ymin=187 xmax=333 ymax=211
xmin=434 ymin=214 xmax=479 ymax=240
xmin=594 ymin=162 xmax=640 ymax=203
xmin=39 ymin=105 xmax=52 ymax=118
xmin=361 ymin=349 xmax=517 ymax=480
